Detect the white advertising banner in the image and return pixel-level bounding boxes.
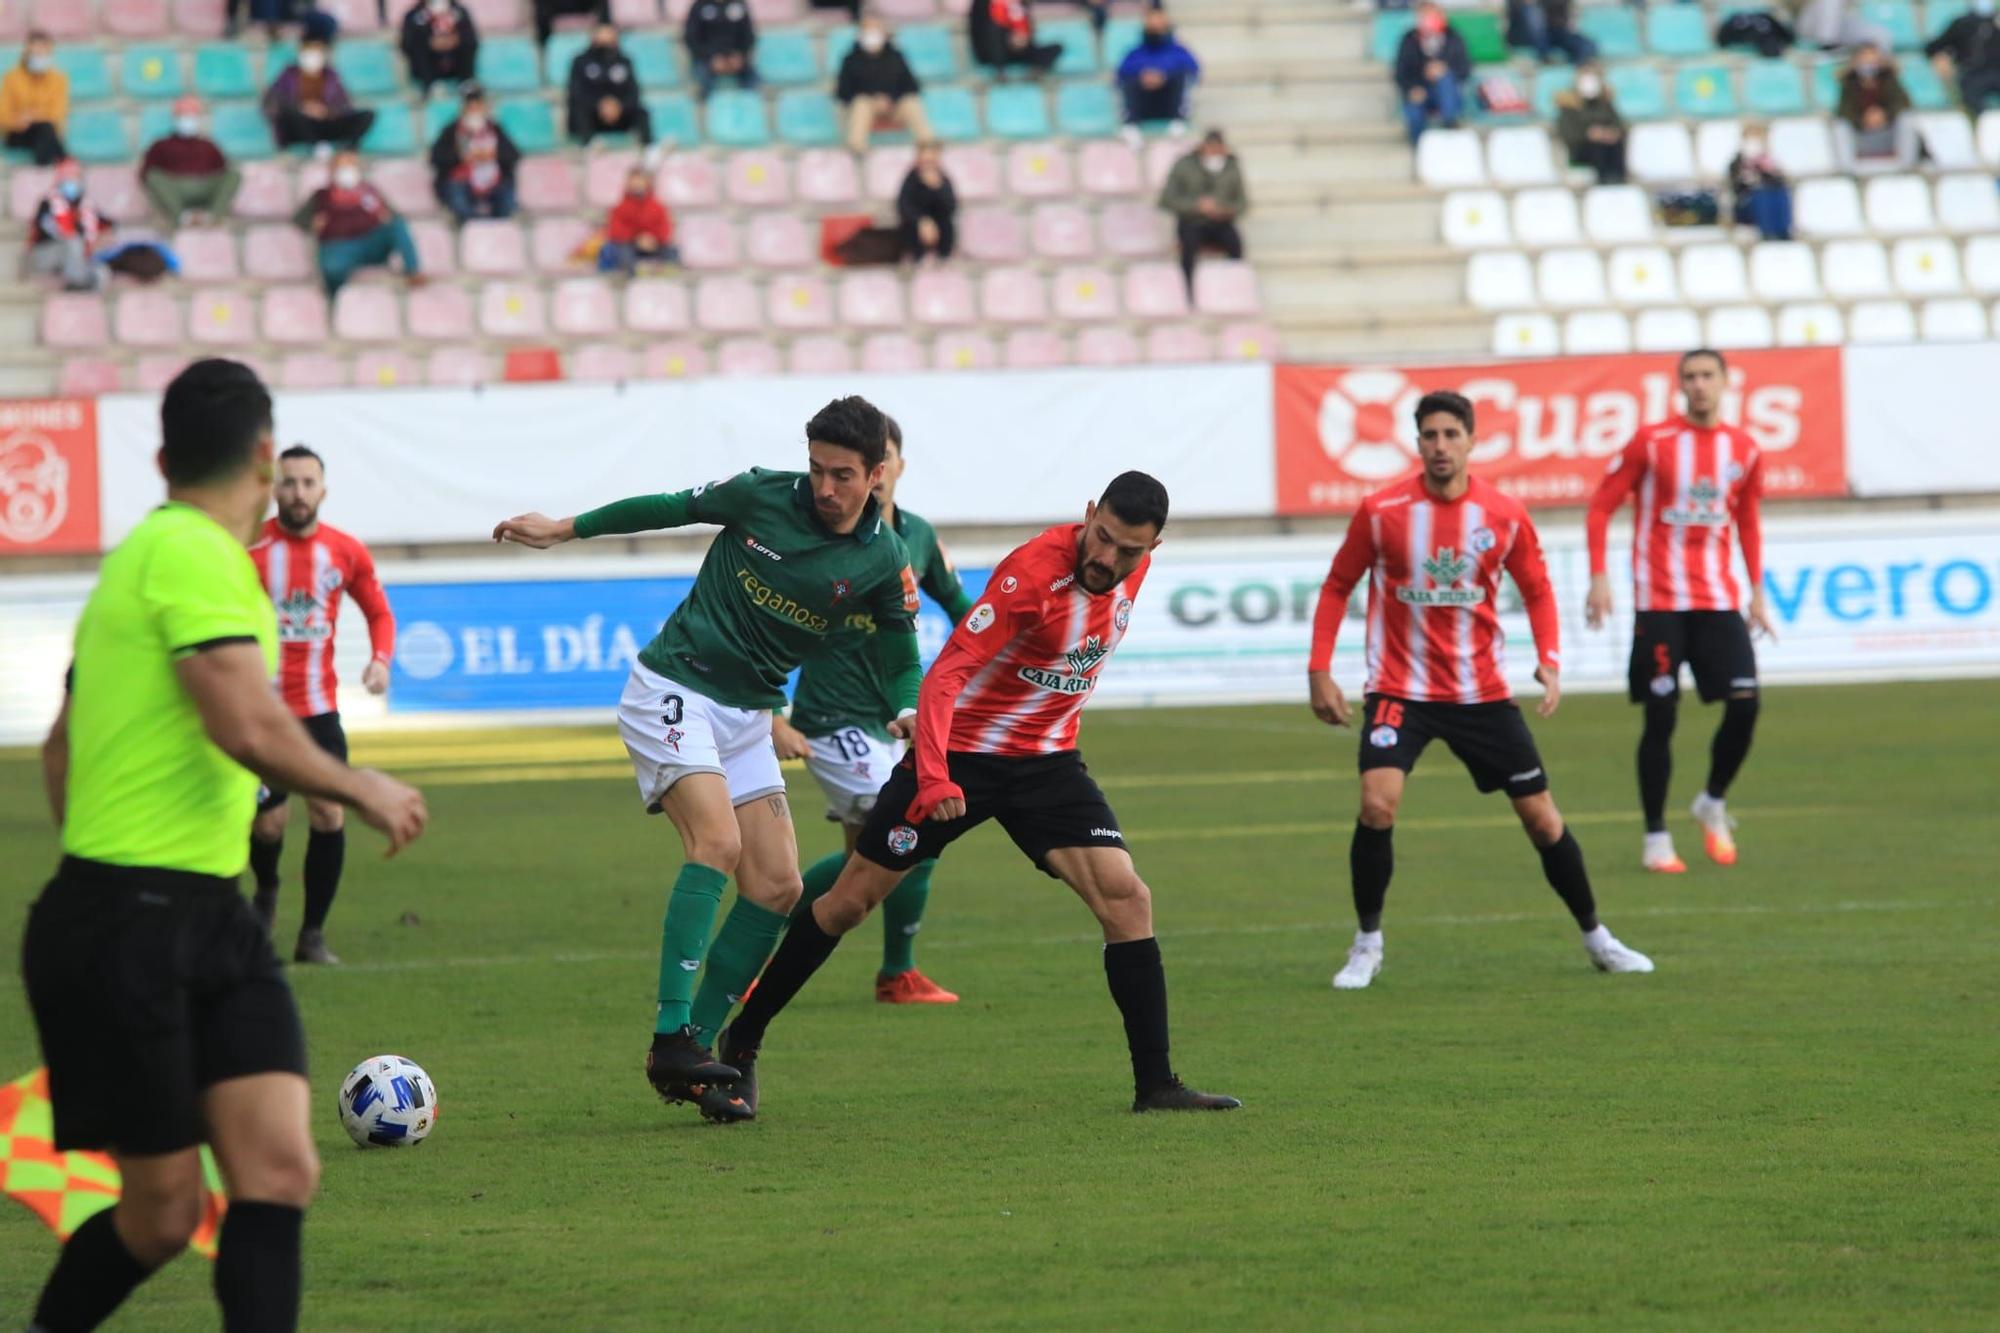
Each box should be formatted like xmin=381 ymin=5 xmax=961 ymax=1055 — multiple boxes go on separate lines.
xmin=1844 ymin=343 xmax=2000 ymax=498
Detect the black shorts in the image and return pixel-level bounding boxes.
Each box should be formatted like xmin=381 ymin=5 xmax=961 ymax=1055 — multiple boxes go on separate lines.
xmin=1628 ymin=611 xmax=1760 ymax=704
xmin=1357 ymin=694 xmax=1551 ymax=798
xmin=258 ymin=710 xmax=347 ymax=811
xmin=21 ymin=857 xmax=308 ymax=1155
xmin=855 ymin=751 xmax=1126 ymax=877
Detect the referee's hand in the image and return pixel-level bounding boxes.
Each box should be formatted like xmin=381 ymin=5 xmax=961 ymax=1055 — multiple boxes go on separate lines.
xmin=349 ymin=768 xmax=429 ymax=856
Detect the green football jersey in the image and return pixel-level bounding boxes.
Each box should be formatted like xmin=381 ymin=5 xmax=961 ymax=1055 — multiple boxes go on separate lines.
xmin=789 ymin=506 xmax=973 ymax=738
xmin=575 ymin=469 xmax=920 ymax=710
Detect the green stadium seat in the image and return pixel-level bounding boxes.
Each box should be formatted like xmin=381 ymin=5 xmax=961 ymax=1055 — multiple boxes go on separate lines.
xmin=920 ymin=85 xmax=980 ymax=141
xmin=266 ymin=42 xmax=299 ymax=80
xmin=1858 ymin=1 xmax=1921 ymax=50
xmin=645 ymin=92 xmax=701 ymax=146
xmin=1454 ymin=12 xmax=1511 ymax=64
xmin=985 ymin=83 xmax=1050 ymax=138
xmin=1896 ymin=53 xmax=1951 ymax=109
xmin=193 ymin=43 xmax=258 ymax=99
xmin=332 ymin=42 xmax=399 ymax=98
xmin=775 ymin=90 xmax=840 ymax=145
xmin=476 ymin=36 xmax=542 ymax=94
xmin=1927 ymin=0 xmax=1970 ymax=40
xmin=1607 ymin=63 xmax=1667 ymax=119
xmin=1646 ymin=7 xmax=1713 ymax=57
xmin=1674 ymin=64 xmax=1740 ymax=117
xmin=704 ymin=88 xmax=769 ymax=146
xmin=120 ymin=44 xmax=184 ymax=99
xmin=544 ymin=31 xmax=589 ymax=87
xmin=1577 ymin=7 xmax=1643 ymax=59
xmin=1103 ymin=15 xmax=1145 ymax=69
xmin=756 ymin=29 xmax=818 ymax=85
xmin=213 ymin=101 xmax=276 ymax=159
xmin=1055 ymin=81 xmax=1119 ymax=137
xmin=627 ymin=32 xmax=680 ymax=88
xmin=66 ymin=108 xmax=130 ymax=163
xmin=422 ymin=97 xmax=459 ymax=145
xmin=1037 ymin=17 xmax=1099 ymax=75
xmin=56 ymin=47 xmax=114 ymax=102
xmin=136 ymin=102 xmax=174 ymax=149
xmin=494 ymin=99 xmax=556 ymax=154
xmin=897 ymin=25 xmax=957 ymax=82
xmin=1531 ymin=66 xmax=1575 ymax=121
xmin=1811 ymin=57 xmax=1841 ymax=109
xmin=360 ymin=103 xmax=418 ymax=156
xmin=1743 ymin=60 xmax=1806 ymax=115
xmin=1370 ymin=12 xmax=1415 ymax=64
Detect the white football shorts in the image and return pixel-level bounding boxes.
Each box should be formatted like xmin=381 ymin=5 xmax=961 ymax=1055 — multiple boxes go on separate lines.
xmin=803 ymin=726 xmax=905 ymax=825
xmin=616 ymin=662 xmax=785 ymax=813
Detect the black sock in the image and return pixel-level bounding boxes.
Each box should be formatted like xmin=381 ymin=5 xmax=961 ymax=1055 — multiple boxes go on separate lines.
xmin=1103 ymin=937 xmax=1172 ymax=1094
xmin=33 ymin=1207 xmax=156 ymax=1331
xmin=726 ymin=904 xmax=843 ymax=1051
xmin=302 ymin=828 xmax=345 ymax=931
xmin=1637 ymin=697 xmax=1678 ymax=833
xmin=1537 ymin=829 xmax=1599 ymax=932
xmin=1349 ymin=822 xmax=1394 ymax=932
xmin=1705 ymin=695 xmax=1759 ymax=800
xmin=249 ymin=834 xmax=284 ymax=895
xmin=213 ymin=1201 xmax=302 ymax=1333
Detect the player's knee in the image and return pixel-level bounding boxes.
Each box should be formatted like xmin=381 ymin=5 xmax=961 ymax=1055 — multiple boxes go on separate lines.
xmin=1358 ymin=795 xmax=1398 ymax=829
xmin=816 ymin=882 xmax=873 ymax=934
xmin=305 ymin=802 xmax=344 ymax=833
xmin=1519 ymin=803 xmax=1565 ymax=846
xmin=685 ymin=831 xmax=743 ymax=875
xmin=117 ymin=1189 xmax=203 ymax=1264
xmin=1096 ymin=871 xmax=1153 ymax=932
xmin=744 ymin=871 xmax=804 ymax=915
xmin=253 ymin=807 xmax=288 ymax=841
xmin=238 ymin=1141 xmax=320 ymax=1209
xmin=1641 ymin=696 xmax=1679 ymax=735
xmin=1726 ymin=691 xmax=1760 ymax=720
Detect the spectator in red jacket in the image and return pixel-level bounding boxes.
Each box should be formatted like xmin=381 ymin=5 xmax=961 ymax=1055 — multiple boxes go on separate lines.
xmin=971 ymin=0 xmax=1063 ymax=74
xmin=28 ymin=157 xmax=110 ymax=291
xmin=141 ymin=95 xmax=242 ymax=226
xmin=293 ymin=150 xmax=423 ymax=295
xmin=597 ymin=165 xmax=678 ymax=275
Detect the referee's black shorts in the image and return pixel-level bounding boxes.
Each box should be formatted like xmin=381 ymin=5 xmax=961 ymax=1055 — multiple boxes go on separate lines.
xmin=21 ymin=857 xmax=308 ymax=1155
xmin=855 ymin=750 xmax=1128 ymax=878
xmin=258 ymin=710 xmax=347 ymax=811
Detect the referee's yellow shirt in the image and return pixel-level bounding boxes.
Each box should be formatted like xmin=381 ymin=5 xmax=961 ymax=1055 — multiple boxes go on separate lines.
xmin=63 ymin=503 xmax=279 ymax=878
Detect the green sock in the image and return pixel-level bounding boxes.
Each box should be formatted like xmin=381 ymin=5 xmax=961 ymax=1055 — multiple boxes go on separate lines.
xmin=655 ymin=863 xmax=728 ymax=1034
xmin=879 ymin=858 xmax=936 ymax=977
xmin=689 ymin=895 xmax=790 ymax=1047
xmin=789 ymin=849 xmax=847 ymax=927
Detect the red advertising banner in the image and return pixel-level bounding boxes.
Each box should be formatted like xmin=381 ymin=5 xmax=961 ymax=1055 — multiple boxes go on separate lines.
xmin=1274 ymin=349 xmax=1849 ymax=515
xmin=0 ymin=398 xmax=100 ymax=555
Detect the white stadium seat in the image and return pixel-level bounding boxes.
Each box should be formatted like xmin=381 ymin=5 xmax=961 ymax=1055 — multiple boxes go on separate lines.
xmin=1679 ymin=244 xmax=1749 ymax=304
xmin=1563 ymin=309 xmax=1633 ymax=354
xmin=1864 ymin=175 xmax=1936 ymax=234
xmin=1750 ymin=241 xmax=1821 ymax=301
xmin=1417 ymin=128 xmax=1487 ymax=187
xmin=1848 ymin=300 xmax=1917 ymax=344
xmin=1487 ymin=126 xmax=1559 ymax=185
xmin=1634 ymin=306 xmax=1704 ymax=351
xmin=1822 ymin=239 xmax=1893 ymax=298
xmin=1705 ymin=305 xmax=1775 ymax=349
xmin=1467 ymin=250 xmax=1537 ymax=309
xmin=1583 ymin=185 xmax=1655 ymax=243
xmin=1537 ymin=248 xmax=1609 ymax=307
xmin=1492 ymin=312 xmax=1560 ymax=356
xmin=1980 ymin=109 xmax=2000 ymax=166
xmin=1776 ymin=302 xmax=1844 ymax=346
xmin=1919 ymin=298 xmax=1990 ymax=342
xmin=1608 ymin=246 xmax=1679 ymax=304
xmin=1442 ymin=190 xmax=1513 ymax=248
xmin=1966 ymin=237 xmax=2000 ymax=294
xmin=1914 ymin=113 xmax=1980 ymax=170
xmin=1627 ymin=123 xmax=1697 ymax=183
xmin=1892 ymin=237 xmax=1964 ymax=296
xmin=1935 ymin=175 xmax=2000 ymax=234
xmin=1694 ymin=120 xmax=1742 ymax=182
xmin=1795 ymin=177 xmax=1866 ymax=237
xmin=1511 ymin=188 xmax=1583 ymax=246
xmin=1768 ymin=117 xmax=1835 ymax=178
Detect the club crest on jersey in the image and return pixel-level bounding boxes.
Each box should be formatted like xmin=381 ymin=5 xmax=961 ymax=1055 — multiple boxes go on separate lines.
xmin=273 ymin=589 xmax=330 ymax=641
xmin=1115 ymin=598 xmax=1133 ymax=632
xmin=1663 ymin=478 xmax=1729 ymax=528
xmin=1468 ymin=527 xmax=1496 ymax=556
xmin=316 ymin=566 xmax=344 ymax=596
xmin=664 ymin=726 xmax=684 ymax=752
xmin=886 ymin=825 xmax=920 ymax=856
xmin=1400 ymin=548 xmax=1485 ymax=605
xmin=1369 ymin=725 xmax=1399 ymax=748
xmin=830 ymin=578 xmax=852 ymax=606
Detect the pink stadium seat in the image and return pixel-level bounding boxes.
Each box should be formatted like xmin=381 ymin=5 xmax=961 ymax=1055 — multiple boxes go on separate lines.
xmin=137 ymin=355 xmax=191 ymax=391
xmin=613 ymin=0 xmax=662 ymax=21
xmin=1122 ymin=262 xmax=1189 ymax=319
xmin=1075 ymin=326 xmax=1141 ymax=366
xmin=479 ymin=281 xmax=548 ymax=337
xmin=517 ymin=157 xmax=581 ymax=213
xmin=531 ymin=217 xmax=594 ymax=270
xmin=958 ymin=207 xmax=1026 ymax=262
xmin=725 ymin=151 xmax=792 ymax=207
xmin=677 ymin=213 xmax=741 ymax=270
xmin=59 ymin=358 xmax=125 ymax=395
xmin=407 ymin=283 xmax=475 ymax=340
xmin=1052 ymin=266 xmax=1119 ymax=322
xmin=85 ymin=169 xmax=144 ymax=223
xmin=113 ymin=290 xmax=185 ymax=347
xmin=586 ymin=152 xmax=643 ymax=210
xmin=351 ymin=349 xmax=424 ymax=389
xmin=408 ymin=220 xmax=459 ymax=276
xmin=1144 ymin=140 xmax=1182 ymax=190
xmin=42 ymin=294 xmax=109 ymax=348
xmin=767 ymin=274 xmax=834 ymax=331
xmin=231 ymin=162 xmax=294 ymax=219
xmin=642 ymin=339 xmax=709 ymax=378
xmin=260 ymin=286 xmax=330 ymax=344
xmin=1030 ymin=203 xmax=1095 ymax=261
xmin=860 ymin=333 xmax=927 ymax=374
xmin=173 ymin=227 xmax=240 ymax=282
xmin=0 ymin=1 xmax=25 ymax=36
xmin=1099 ymin=200 xmax=1169 ymax=258
xmin=552 ymin=278 xmax=620 ymax=336
xmin=370 ymin=158 xmax=437 ymax=218
xmin=837 ymin=271 xmax=906 ymax=328
xmin=298 ymin=160 xmax=331 ymax=200
xmin=569 ymin=343 xmax=638 ymax=383
xmin=1003 ymin=329 xmax=1070 ymax=369
xmin=795 ymin=150 xmax=860 ymax=205
xmin=624 ymin=279 xmax=692 ymax=333
xmin=746 ymin=213 xmax=813 ymax=269
xmin=695 ymin=275 xmax=763 ymax=332
xmin=461 ymin=219 xmax=529 ymax=275
xmin=171 ymin=0 xmax=226 ymax=31
xmin=462 ymin=0 xmax=526 ymax=32
xmin=187 ymin=288 xmax=256 ymax=346
xmin=788 ymin=336 xmax=854 ymax=375
xmin=280 ymin=353 xmax=348 ymax=389
xmin=909 ymin=268 xmax=976 ymax=327
xmin=980 ymin=266 xmax=1049 ymax=324
xmin=657 ymin=154 xmax=722 ymax=209
xmin=938 ymin=145 xmax=1001 ymax=202
xmin=29 ymin=0 xmax=93 ymax=39
xmin=10 ymin=168 xmax=53 ymax=221
xmin=244 ymin=226 xmax=314 ymax=281
xmin=1193 ymin=260 xmax=1262 ymax=317
xmin=316 ymin=0 xmax=383 ymax=32
xmin=1217 ymin=321 xmax=1281 ymax=361
xmin=716 ymin=337 xmax=784 ymax=376
xmin=1008 ymin=143 xmax=1075 ymax=200
xmin=426 ymin=347 xmax=494 ymax=386
xmin=933 ymin=332 xmax=998 ymax=372
xmin=866 ymin=146 xmax=916 ymax=201
xmin=748 ymin=0 xmax=804 ymax=20
xmin=875 ymin=0 xmax=937 ymax=16
xmin=332 ymin=283 xmax=402 ymax=341
xmin=1078 ymin=141 xmax=1144 ymax=197
xmin=1145 ymin=325 xmax=1213 ymax=364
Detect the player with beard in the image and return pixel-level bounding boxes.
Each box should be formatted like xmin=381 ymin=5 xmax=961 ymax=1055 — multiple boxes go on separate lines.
xmin=247 ymin=445 xmax=396 ymax=965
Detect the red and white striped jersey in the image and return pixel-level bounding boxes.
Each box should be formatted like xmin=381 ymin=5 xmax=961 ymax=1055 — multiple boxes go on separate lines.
xmin=1586 ymin=416 xmax=1765 ymax=613
xmin=1309 ymin=474 xmax=1560 ymax=705
xmin=248 ymin=517 xmax=395 ymax=718
xmin=915 ymin=523 xmax=1145 ymax=780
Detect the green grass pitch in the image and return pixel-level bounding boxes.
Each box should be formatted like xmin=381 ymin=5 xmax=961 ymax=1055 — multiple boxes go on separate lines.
xmin=2 ymin=681 xmax=1996 ymax=1328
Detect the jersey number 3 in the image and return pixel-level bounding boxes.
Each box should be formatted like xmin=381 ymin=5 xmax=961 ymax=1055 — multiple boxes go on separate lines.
xmin=661 ymin=695 xmax=683 ymax=726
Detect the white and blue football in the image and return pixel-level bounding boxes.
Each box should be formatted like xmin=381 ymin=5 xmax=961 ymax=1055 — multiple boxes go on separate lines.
xmin=337 ymin=1055 xmax=438 ymax=1148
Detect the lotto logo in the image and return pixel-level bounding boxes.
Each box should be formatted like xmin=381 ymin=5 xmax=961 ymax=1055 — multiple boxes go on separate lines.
xmin=886 ymin=825 xmax=920 ymax=857
xmin=1369 ymin=725 xmax=1399 ymax=748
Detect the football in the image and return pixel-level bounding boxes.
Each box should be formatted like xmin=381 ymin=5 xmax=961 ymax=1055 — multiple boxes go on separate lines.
xmin=337 ymin=1055 xmax=438 ymax=1149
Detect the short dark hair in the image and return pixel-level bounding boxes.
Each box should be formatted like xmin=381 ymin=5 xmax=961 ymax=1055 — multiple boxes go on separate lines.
xmin=279 ymin=444 xmax=324 ymax=471
xmin=160 ymin=359 xmax=273 ymax=487
xmin=1679 ymin=347 xmax=1727 ymax=375
xmin=806 ymin=395 xmax=888 ymax=470
xmin=1099 ymin=471 xmax=1169 ymax=533
xmin=882 ymin=414 xmax=904 ymax=453
xmin=1414 ymin=389 xmax=1474 ymax=435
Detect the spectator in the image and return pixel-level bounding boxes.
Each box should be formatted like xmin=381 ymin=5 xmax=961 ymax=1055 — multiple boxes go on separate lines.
xmin=685 ymin=0 xmax=759 ymax=101
xmin=431 ymin=87 xmax=519 ymax=222
xmin=2 ymin=31 xmax=68 ymax=167
xmin=1158 ymin=128 xmax=1246 ymax=295
xmin=971 ymin=0 xmax=1063 ymax=75
xmin=1555 ymin=61 xmax=1628 ymax=184
xmin=1048 ymin=1 xmax=1161 ymax=36
xmin=1728 ymin=127 xmax=1793 ymax=240
xmin=896 ymin=140 xmax=957 ymax=263
xmin=1834 ymin=43 xmax=1919 ymax=172
xmin=569 ymin=22 xmax=653 ymax=146
xmin=1508 ymin=0 xmax=1596 ymax=66
xmin=295 ymin=149 xmax=423 ymax=296
xmin=401 ymin=0 xmax=481 ymax=96
xmin=227 ymin=0 xmax=323 ymax=40
xmin=838 ymin=17 xmax=931 ymax=156
xmin=28 ymin=159 xmax=109 ymax=292
xmin=1926 ymin=0 xmax=2000 ymax=113
xmin=597 ymin=165 xmax=678 ymax=275
xmin=141 ymin=96 xmax=243 ymax=227
xmin=1395 ymin=3 xmax=1470 ymax=146
xmin=535 ymin=0 xmax=609 ymax=48
xmin=1116 ymin=8 xmax=1200 ymax=145
xmin=264 ymin=36 xmax=376 ymax=150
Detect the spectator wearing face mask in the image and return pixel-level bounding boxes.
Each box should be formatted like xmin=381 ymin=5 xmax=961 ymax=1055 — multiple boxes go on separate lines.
xmin=1158 ymin=128 xmax=1246 ymax=295
xmin=295 ymin=150 xmax=423 ymax=296
xmin=141 ymin=96 xmax=242 ymax=226
xmin=569 ymin=22 xmax=654 ymax=146
xmin=1555 ymin=61 xmax=1627 ymax=184
xmin=1394 ymin=3 xmax=1471 ymax=146
xmin=1728 ymin=127 xmax=1793 ymax=240
xmin=1116 ymin=8 xmax=1201 ymax=145
xmin=1834 ymin=42 xmax=1919 ymax=172
xmin=1926 ymin=0 xmax=2000 ymax=113
xmin=535 ymin=0 xmax=610 ymax=48
xmin=971 ymin=0 xmax=1064 ymax=75
xmin=896 ymin=140 xmax=957 ymax=263
xmin=264 ymin=37 xmax=377 ymax=149
xmin=2 ymin=31 xmax=68 ymax=167
xmin=685 ymin=0 xmax=759 ymax=101
xmin=431 ymin=88 xmax=520 ymax=222
xmin=597 ymin=166 xmax=678 ymax=275
xmin=401 ymin=0 xmax=481 ymax=96
xmin=838 ymin=18 xmax=930 ymax=156
xmin=28 ymin=158 xmax=109 ymax=291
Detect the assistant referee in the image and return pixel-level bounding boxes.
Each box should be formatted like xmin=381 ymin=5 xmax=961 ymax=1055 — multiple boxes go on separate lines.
xmin=23 ymin=359 xmax=427 ymax=1333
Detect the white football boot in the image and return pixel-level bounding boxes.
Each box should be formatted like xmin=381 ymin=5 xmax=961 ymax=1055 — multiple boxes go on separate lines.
xmin=1689 ymin=792 xmax=1738 ymax=866
xmin=1332 ymin=931 xmax=1384 ymax=990
xmin=1583 ymin=924 xmax=1655 ymax=974
xmin=1642 ymin=830 xmax=1687 ymax=874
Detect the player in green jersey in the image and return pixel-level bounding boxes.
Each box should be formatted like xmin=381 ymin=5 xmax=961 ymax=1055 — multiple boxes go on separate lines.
xmin=772 ymin=416 xmax=973 ymax=1004
xmin=23 ymin=359 xmax=428 ymax=1332
xmin=492 ymin=396 xmax=922 ymax=1121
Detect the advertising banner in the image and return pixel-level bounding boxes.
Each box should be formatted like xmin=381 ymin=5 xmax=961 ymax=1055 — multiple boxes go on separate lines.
xmin=0 ymin=399 xmax=99 ymax=555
